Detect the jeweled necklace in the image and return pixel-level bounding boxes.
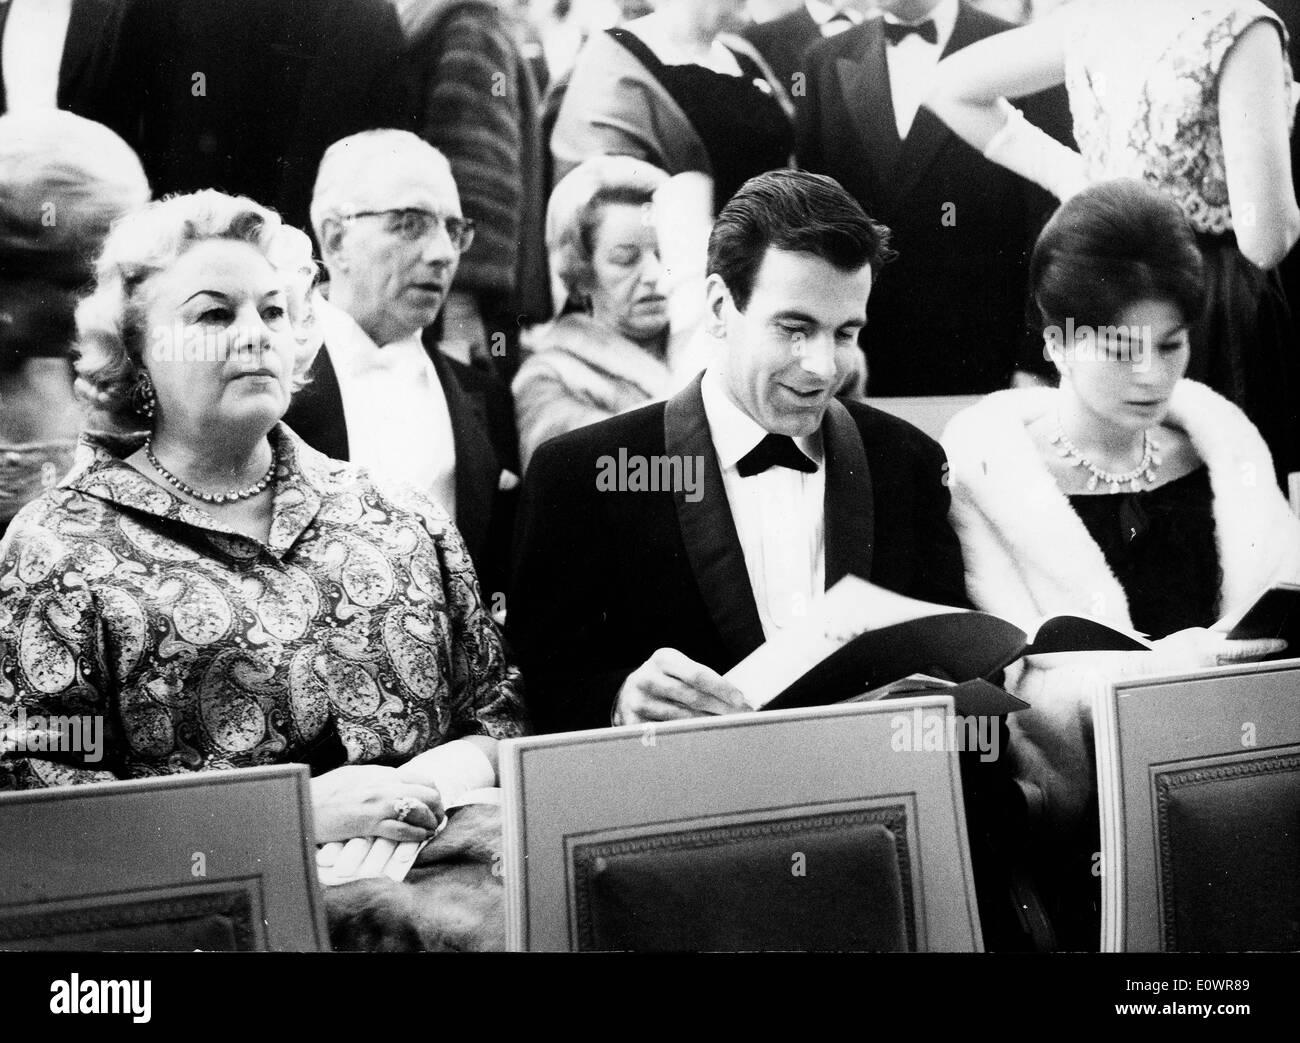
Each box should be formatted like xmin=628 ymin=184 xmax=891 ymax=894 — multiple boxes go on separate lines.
xmin=144 ymin=438 xmax=276 ymax=504
xmin=1048 ymin=419 xmax=1162 ymax=493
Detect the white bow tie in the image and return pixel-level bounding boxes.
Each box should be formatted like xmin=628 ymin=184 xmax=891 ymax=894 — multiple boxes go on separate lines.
xmin=355 ymin=339 xmax=428 ymax=381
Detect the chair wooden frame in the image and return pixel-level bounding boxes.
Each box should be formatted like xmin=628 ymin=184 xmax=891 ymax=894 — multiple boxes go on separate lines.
xmin=0 ymin=764 xmax=328 ymax=951
xmin=1096 ymin=658 xmax=1300 ymax=951
xmin=501 ymin=696 xmax=984 ymax=952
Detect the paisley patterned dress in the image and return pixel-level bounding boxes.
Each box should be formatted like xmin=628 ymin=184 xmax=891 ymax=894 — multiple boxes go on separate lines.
xmin=0 ymin=425 xmax=526 ymax=789
xmin=1062 ymin=0 xmax=1298 ymax=479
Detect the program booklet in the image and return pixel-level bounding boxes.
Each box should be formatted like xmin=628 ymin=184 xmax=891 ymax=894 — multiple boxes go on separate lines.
xmin=724 ymin=576 xmax=1151 ymax=712
xmin=1223 ymin=581 xmax=1300 ymax=656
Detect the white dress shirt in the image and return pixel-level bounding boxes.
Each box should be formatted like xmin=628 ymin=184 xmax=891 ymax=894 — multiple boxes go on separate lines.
xmin=1 ymin=0 xmax=72 ymax=111
xmin=879 ymin=0 xmax=959 ymax=140
xmin=316 ymin=297 xmax=457 ymax=518
xmin=805 ymin=0 xmax=866 ymax=38
xmin=700 ymin=367 xmax=826 ymax=640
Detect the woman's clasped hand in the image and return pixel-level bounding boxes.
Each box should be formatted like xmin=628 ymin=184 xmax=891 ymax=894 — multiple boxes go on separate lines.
xmin=310 ymin=765 xmax=446 ymax=844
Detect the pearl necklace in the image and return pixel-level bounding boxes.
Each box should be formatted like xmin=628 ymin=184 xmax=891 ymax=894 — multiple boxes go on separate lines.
xmin=1048 ymin=421 xmax=1162 ymax=493
xmin=144 ymin=439 xmax=276 ymax=504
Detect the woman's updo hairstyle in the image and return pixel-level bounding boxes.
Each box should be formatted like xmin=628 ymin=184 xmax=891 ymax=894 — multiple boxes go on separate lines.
xmin=547 ymin=155 xmax=669 ymax=311
xmin=0 ymin=111 xmax=149 ymax=374
xmin=1029 ymin=178 xmax=1206 ymax=337
xmin=74 ymin=189 xmax=319 ymax=432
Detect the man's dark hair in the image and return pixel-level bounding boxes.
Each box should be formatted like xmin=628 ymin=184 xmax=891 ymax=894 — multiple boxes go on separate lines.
xmin=706 ymin=170 xmax=894 ymax=311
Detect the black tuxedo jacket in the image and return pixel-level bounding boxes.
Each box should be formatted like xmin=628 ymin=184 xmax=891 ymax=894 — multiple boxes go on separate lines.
xmin=0 ymin=0 xmax=123 ymax=122
xmin=283 ymin=336 xmax=520 ymax=603
xmin=742 ymin=6 xmax=824 ymax=94
xmin=797 ymin=4 xmax=1075 ymax=394
xmin=98 ymin=0 xmax=412 ymax=235
xmin=508 ymin=374 xmax=1042 ymax=948
xmin=507 ymin=374 xmax=967 ymax=734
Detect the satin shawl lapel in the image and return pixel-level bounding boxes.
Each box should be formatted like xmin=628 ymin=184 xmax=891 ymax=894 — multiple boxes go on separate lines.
xmin=890 ymin=3 xmax=985 ymax=205
xmin=284 ymin=347 xmax=350 ymax=462
xmin=834 ymin=21 xmax=899 ymax=199
xmin=429 ymin=347 xmax=498 ymax=555
xmin=664 ymin=374 xmax=765 ymax=661
xmin=822 ymin=399 xmax=874 ymax=588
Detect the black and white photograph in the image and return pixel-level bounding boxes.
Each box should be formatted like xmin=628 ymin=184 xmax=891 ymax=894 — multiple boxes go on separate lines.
xmin=0 ymin=0 xmax=1297 ymax=1021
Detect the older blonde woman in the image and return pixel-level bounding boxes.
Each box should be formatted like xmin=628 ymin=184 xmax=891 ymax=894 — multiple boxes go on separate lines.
xmin=0 ymin=191 xmax=526 ymax=855
xmin=513 ymin=157 xmax=686 ymax=470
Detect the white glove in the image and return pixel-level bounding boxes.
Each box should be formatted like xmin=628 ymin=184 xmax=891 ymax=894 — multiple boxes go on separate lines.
xmin=396 ymin=739 xmax=496 ymax=808
xmin=983 ymin=98 xmax=1089 ymax=202
xmin=1147 ymin=627 xmax=1287 ymax=671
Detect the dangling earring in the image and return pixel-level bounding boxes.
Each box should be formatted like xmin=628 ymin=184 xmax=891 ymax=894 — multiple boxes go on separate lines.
xmin=135 ymin=372 xmax=157 ymax=422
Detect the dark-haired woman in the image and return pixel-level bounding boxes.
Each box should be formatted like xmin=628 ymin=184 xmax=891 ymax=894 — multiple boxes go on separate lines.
xmin=549 ymin=0 xmax=794 ymax=215
xmin=942 ymin=180 xmax=1300 ymax=947
xmin=926 ymin=0 xmax=1300 ymax=480
xmin=0 ymin=112 xmax=149 ymax=538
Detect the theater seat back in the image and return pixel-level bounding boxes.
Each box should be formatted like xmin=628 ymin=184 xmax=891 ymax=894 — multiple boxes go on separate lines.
xmin=501 ymin=697 xmax=982 ymax=952
xmin=1096 ymin=660 xmax=1300 ymax=951
xmin=0 ymin=765 xmax=327 ymax=951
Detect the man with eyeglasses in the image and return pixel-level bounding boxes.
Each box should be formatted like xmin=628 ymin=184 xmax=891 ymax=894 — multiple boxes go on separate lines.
xmin=287 ymin=129 xmax=521 ymax=609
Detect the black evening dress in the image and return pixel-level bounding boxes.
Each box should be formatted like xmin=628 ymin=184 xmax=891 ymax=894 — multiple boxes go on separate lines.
xmin=1037 ymin=465 xmax=1222 ymax=951
xmin=608 ymin=28 xmax=793 ymax=213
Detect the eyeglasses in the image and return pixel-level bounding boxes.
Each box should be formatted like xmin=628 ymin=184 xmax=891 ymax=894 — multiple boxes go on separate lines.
xmin=339 ymin=208 xmax=476 ymax=252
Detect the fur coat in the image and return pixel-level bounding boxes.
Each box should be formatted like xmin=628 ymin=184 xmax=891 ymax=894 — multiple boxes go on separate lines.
xmin=942 ymin=380 xmax=1300 ymax=829
xmin=512 ymin=313 xmax=683 ymax=471
xmin=326 ymin=804 xmax=505 ymax=952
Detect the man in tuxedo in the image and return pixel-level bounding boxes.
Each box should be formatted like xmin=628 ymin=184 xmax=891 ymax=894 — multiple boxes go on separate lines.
xmin=510 ymin=170 xmax=1038 ymax=948
xmin=510 ymin=169 xmax=965 ymax=731
xmin=743 ymin=0 xmax=871 ymax=93
xmin=798 ymin=0 xmax=1073 ymax=394
xmin=0 ymin=0 xmax=122 ymax=123
xmin=285 ymin=130 xmax=519 ymax=604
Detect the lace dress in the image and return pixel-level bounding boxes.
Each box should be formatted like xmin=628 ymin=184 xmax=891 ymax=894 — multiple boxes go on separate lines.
xmin=1063 ymin=0 xmax=1298 ymax=478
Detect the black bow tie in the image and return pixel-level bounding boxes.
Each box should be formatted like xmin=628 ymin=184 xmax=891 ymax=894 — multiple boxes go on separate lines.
xmin=826 ymin=9 xmax=853 ymax=23
xmin=883 ymin=18 xmax=938 ymax=45
xmin=736 ymin=433 xmax=819 ymax=478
